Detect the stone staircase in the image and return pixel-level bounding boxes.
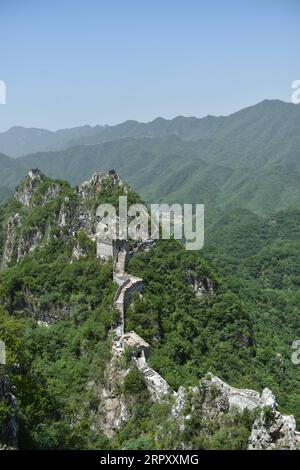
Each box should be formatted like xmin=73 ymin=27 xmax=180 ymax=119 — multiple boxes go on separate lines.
xmin=106 ymin=239 xmax=298 ymax=449
xmin=112 ymin=275 xmax=143 ymax=357
xmin=136 ymin=356 xmax=169 ymax=400
xmin=111 ymin=244 xmax=171 ymax=400
xmin=114 ymin=250 xmax=128 ymax=275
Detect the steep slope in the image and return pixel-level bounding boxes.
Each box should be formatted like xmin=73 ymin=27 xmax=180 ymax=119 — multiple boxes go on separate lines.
xmin=2 ymin=101 xmax=300 ymax=212
xmin=205 ymin=208 xmax=300 ymax=259
xmin=0 ymin=153 xmax=28 ymax=195
xmin=0 ymin=125 xmax=106 ymax=158
xmin=0 ymin=171 xmax=297 ymax=449
xmin=1 ymin=100 xmax=300 ymax=215
xmin=202 ymin=208 xmax=300 ymax=423
xmin=16 ymin=136 xmax=300 ymax=215
xmin=1 ymin=99 xmax=300 ymax=159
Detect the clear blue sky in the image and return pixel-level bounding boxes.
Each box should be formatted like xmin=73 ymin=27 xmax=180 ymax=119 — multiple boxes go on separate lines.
xmin=0 ymin=0 xmax=299 ymax=131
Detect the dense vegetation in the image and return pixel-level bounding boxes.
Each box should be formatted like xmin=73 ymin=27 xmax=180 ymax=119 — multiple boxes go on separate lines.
xmin=0 ymin=169 xmax=299 ymax=449
xmin=0 ymin=239 xmax=116 ymax=448
xmin=127 ymin=241 xmax=255 ymax=389
xmin=204 ymin=208 xmax=300 ymax=421
xmin=1 ymin=100 xmax=300 ymax=216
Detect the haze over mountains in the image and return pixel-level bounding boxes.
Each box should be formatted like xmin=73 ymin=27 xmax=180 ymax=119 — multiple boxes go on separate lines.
xmin=1 ymin=101 xmax=300 ymax=449
xmin=0 ymin=99 xmax=299 ymax=215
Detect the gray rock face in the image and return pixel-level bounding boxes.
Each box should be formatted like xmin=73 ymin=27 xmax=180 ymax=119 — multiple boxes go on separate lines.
xmin=57 ymin=197 xmax=95 ymax=240
xmin=249 ymin=411 xmax=297 ymax=450
xmin=185 ymin=269 xmax=215 ymax=296
xmin=15 ymin=169 xmax=63 ymax=208
xmin=1 ymin=170 xmax=63 ymax=268
xmin=15 ymin=169 xmax=42 ymax=207
xmin=1 ymin=216 xmax=44 ymax=270
xmin=203 ymin=373 xmax=275 ymax=411
xmin=71 ymin=242 xmax=87 ymax=262
xmin=1 ymin=170 xmax=297 ymax=449
xmin=1 ymin=170 xmax=128 ymax=269
xmin=100 ymin=362 xmax=128 ymax=439
xmin=171 ymin=374 xmax=297 ymax=450
xmin=1 ymin=213 xmax=22 ymax=269
xmin=77 ymin=170 xmax=127 ymax=200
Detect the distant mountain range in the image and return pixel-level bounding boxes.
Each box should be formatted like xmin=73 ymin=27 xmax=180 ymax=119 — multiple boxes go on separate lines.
xmin=0 ymin=99 xmax=300 ymax=215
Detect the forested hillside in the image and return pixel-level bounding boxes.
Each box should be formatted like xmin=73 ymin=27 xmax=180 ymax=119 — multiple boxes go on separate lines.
xmin=1 ymin=99 xmax=299 ymax=158
xmin=1 ymin=100 xmax=300 ymax=215
xmin=0 ymin=171 xmax=299 ymax=449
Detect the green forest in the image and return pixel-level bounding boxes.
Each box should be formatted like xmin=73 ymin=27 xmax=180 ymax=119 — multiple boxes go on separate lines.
xmin=0 ymin=171 xmax=299 ymax=449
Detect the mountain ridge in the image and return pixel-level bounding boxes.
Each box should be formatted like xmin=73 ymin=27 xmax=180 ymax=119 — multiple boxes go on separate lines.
xmin=0 ymin=98 xmax=299 ymax=216
xmin=0 ymin=99 xmax=297 ymax=157
xmin=0 ymin=169 xmax=298 ymax=449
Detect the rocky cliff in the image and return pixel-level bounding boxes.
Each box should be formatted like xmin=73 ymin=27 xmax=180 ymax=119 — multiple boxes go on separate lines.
xmin=105 ymin=229 xmax=297 ymax=450
xmin=1 ymin=169 xmax=128 ymax=270
xmin=0 ymin=170 xmax=297 ymax=450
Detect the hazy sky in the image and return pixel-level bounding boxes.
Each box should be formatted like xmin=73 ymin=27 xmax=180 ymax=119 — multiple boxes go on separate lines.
xmin=0 ymin=0 xmax=299 ymax=131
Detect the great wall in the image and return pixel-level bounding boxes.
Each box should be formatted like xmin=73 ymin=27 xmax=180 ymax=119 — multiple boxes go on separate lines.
xmin=2 ymin=170 xmax=296 ymax=449
xmin=98 ymin=236 xmax=171 ymax=400
xmin=96 ymin=187 xmax=297 ymax=449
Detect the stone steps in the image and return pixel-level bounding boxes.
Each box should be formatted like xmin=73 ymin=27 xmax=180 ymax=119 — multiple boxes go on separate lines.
xmin=139 ymin=366 xmax=157 ymax=378
xmin=136 ymin=357 xmax=169 ymax=399
xmin=110 ymin=243 xmax=171 ymax=400
xmin=112 ymin=276 xmax=143 ymax=353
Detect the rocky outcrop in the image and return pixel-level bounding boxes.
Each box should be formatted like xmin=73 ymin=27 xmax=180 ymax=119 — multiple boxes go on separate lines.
xmin=1 ymin=170 xmax=129 ymax=269
xmin=1 ymin=216 xmax=44 ymax=270
xmin=31 ymin=302 xmax=71 ymax=324
xmin=104 ymin=225 xmax=297 ymax=449
xmin=202 ymin=373 xmax=274 ymax=411
xmin=71 ymin=242 xmax=87 ymax=262
xmin=1 ymin=170 xmax=297 ymax=448
xmin=57 ymin=196 xmax=96 ymax=241
xmin=15 ymin=169 xmax=63 ymax=208
xmin=14 ymin=169 xmax=42 ymax=207
xmin=170 ymin=373 xmax=297 ymax=450
xmin=100 ymin=359 xmax=128 ymax=438
xmin=1 ymin=213 xmax=22 ymax=269
xmin=249 ymin=410 xmax=297 ymax=450
xmin=1 ymin=170 xmax=63 ymax=268
xmin=185 ymin=269 xmax=215 ymax=296
xmin=128 ymin=239 xmax=156 ymax=256
xmin=203 ymin=374 xmax=297 ymax=449
xmin=77 ymin=170 xmax=127 ymax=200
